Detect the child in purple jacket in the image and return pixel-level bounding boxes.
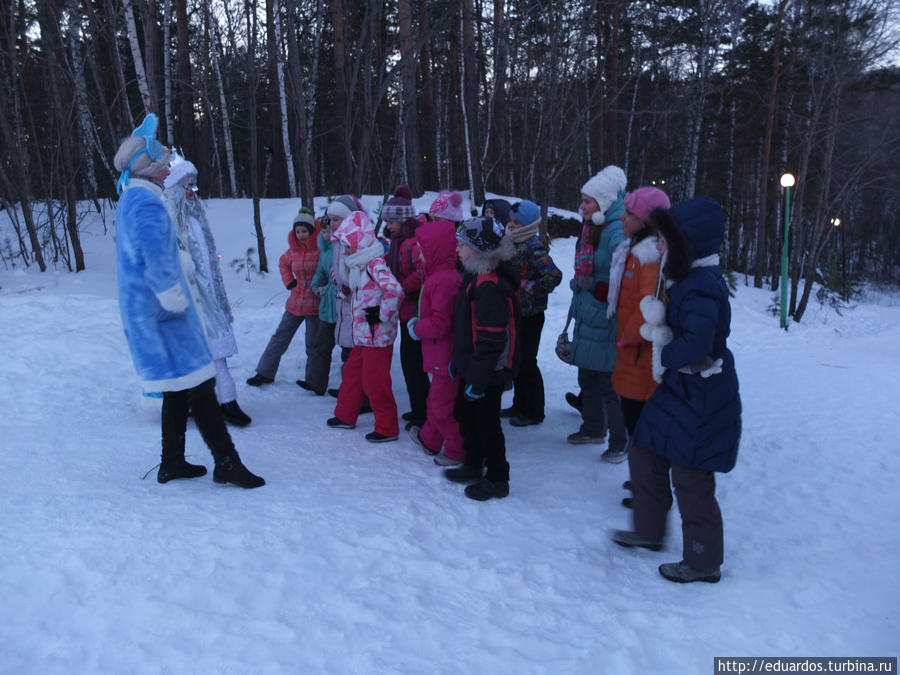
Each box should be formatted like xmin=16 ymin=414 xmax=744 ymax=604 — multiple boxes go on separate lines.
xmin=406 ymin=219 xmax=464 ymax=466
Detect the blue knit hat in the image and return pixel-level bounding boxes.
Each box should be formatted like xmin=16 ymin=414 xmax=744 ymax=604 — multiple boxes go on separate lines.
xmin=510 ymin=200 xmax=541 ymax=228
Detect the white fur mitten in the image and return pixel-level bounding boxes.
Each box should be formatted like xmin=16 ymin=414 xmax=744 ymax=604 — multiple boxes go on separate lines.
xmin=700 ymin=357 xmax=723 ymax=378
xmin=640 ymin=295 xmax=666 ymax=325
xmin=156 ymin=283 xmax=189 ymax=313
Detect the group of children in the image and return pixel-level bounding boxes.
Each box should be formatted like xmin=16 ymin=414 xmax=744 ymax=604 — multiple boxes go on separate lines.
xmin=114 ymin=113 xmax=740 ymax=583
xmin=246 ymin=186 xmax=564 ymax=501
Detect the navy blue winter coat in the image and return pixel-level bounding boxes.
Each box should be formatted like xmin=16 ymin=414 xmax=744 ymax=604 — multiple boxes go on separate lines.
xmin=633 ymin=198 xmax=741 ymax=472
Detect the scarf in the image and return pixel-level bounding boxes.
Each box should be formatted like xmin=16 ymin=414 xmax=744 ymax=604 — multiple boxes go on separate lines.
xmin=344 ymin=242 xmax=384 ymax=291
xmin=386 ymin=219 xmax=419 ymax=277
xmin=510 ymin=223 xmax=539 ymax=244
xmin=605 ymin=238 xmax=631 ymax=318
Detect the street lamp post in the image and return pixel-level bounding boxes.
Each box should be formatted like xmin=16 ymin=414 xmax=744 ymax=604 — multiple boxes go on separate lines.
xmin=779 ymin=173 xmax=795 ymax=330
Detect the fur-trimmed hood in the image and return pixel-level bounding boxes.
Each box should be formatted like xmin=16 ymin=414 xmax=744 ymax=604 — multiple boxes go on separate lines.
xmin=459 ymin=233 xmax=517 ymax=275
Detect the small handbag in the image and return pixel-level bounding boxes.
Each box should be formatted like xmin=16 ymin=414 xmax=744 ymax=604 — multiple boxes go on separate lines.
xmin=555 ymin=312 xmax=574 ymax=364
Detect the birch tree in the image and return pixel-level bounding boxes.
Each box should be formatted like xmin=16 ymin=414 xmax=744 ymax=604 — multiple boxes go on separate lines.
xmin=123 ymin=0 xmax=153 ymax=112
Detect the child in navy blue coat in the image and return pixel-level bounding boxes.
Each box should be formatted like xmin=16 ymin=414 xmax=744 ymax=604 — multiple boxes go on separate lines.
xmin=612 ymin=198 xmax=741 ymax=583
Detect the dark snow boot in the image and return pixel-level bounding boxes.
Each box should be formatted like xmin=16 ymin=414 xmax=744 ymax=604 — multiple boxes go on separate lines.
xmin=246 ymin=373 xmax=274 ymax=387
xmin=220 ymin=401 xmax=252 ymax=427
xmin=612 ymin=529 xmax=663 ymax=552
xmin=326 ymin=417 xmax=355 ymax=429
xmin=464 ymin=478 xmax=510 ymax=501
xmin=157 ymin=460 xmax=207 ymax=484
xmin=213 ymin=453 xmax=265 ymax=489
xmin=659 ymin=561 xmax=721 ymax=584
xmin=444 ymin=464 xmax=483 ymax=484
xmin=565 ymin=391 xmax=583 ymax=413
xmin=365 ymin=431 xmax=398 ymax=443
xmin=499 ymin=406 xmax=518 ymax=419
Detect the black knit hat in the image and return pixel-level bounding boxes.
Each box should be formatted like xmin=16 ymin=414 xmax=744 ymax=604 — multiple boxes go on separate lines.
xmin=456 ymin=216 xmax=505 ymax=252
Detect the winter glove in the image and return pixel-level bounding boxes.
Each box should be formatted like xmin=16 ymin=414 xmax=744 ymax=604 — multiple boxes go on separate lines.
xmin=521 ymin=279 xmax=537 ymax=295
xmin=287 ymin=279 xmax=298 ymax=290
xmin=364 ymin=306 xmax=381 ymax=327
xmin=311 ymin=284 xmax=326 ymax=297
xmin=592 ymin=281 xmax=610 ymax=303
xmin=448 ymin=360 xmax=457 ymax=379
xmin=639 ymin=296 xmax=666 ymax=325
xmin=464 ymin=384 xmax=484 ymax=402
xmin=570 ymin=277 xmax=594 ymax=292
xmin=700 ymin=357 xmax=724 ymax=378
xmin=679 ymin=356 xmax=724 ymax=378
xmin=407 ymin=317 xmax=420 ymax=341
xmin=156 ymin=283 xmax=189 ymax=313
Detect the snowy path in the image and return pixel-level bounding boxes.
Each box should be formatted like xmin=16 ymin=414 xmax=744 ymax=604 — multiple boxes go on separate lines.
xmin=1 ymin=200 xmax=897 ymax=673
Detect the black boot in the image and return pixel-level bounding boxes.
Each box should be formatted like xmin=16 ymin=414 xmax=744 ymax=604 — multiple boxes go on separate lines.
xmin=213 ymin=453 xmax=265 ymax=489
xmin=158 ymin=460 xmax=207 ymax=484
xmin=464 ymin=478 xmax=510 ymax=501
xmin=246 ymin=373 xmax=274 ymax=387
xmin=220 ymin=401 xmax=252 ymax=427
xmin=565 ymin=391 xmax=583 ymax=412
xmin=160 ymin=392 xmax=205 ymax=483
xmin=444 ymin=464 xmax=483 ymax=483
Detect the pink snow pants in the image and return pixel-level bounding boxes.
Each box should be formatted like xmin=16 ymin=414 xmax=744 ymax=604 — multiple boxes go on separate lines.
xmin=334 ymin=346 xmax=399 ymax=437
xmin=420 ymin=373 xmax=464 ymax=460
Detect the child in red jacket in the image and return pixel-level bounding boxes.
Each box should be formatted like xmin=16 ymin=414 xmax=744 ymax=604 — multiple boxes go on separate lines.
xmin=406 ymin=219 xmax=464 ymax=466
xmin=247 ymin=208 xmax=324 ymax=388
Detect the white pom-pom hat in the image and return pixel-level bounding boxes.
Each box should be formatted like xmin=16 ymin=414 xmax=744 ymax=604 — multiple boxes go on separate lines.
xmin=580 ymin=165 xmax=627 ymax=225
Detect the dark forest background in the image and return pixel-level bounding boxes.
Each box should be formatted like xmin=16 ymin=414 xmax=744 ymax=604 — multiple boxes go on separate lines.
xmin=1 ymin=0 xmax=898 ymax=322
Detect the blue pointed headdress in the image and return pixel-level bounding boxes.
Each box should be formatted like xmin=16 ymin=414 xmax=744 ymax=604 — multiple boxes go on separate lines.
xmin=116 ymin=114 xmax=165 ymax=194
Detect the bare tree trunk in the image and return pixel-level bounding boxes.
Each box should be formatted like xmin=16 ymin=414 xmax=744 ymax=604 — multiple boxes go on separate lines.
xmin=460 ymin=0 xmax=483 ymax=205
xmin=418 ymin=0 xmax=437 ymax=189
xmin=754 ymin=0 xmax=788 ymax=288
xmin=163 ymin=0 xmax=174 ymax=143
xmin=104 ymin=0 xmax=135 ymax=130
xmin=246 ymin=0 xmax=267 ymax=272
xmin=398 ymin=0 xmax=421 ymax=193
xmin=0 ymin=6 xmax=45 ymax=269
xmin=330 ymin=0 xmax=352 ymax=182
xmin=140 ymin=0 xmax=162 ymax=115
xmin=67 ymin=0 xmax=99 ymax=198
xmin=38 ymin=0 xmax=85 ymax=271
xmin=207 ymin=4 xmax=237 ymax=196
xmin=174 ymin=0 xmax=195 ymax=159
xmin=123 ymin=0 xmax=152 ymax=112
xmin=271 ymin=0 xmax=297 ymax=197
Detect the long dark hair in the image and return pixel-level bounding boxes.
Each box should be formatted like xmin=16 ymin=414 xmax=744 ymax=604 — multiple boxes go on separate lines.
xmin=648 ymin=207 xmax=693 ymax=281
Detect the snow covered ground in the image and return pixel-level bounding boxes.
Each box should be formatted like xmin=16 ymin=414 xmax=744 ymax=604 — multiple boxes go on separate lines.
xmin=1 ymin=196 xmax=897 ymax=673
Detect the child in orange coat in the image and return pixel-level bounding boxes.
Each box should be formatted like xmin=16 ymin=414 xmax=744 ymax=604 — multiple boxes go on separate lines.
xmin=608 ymin=187 xmax=671 ymax=461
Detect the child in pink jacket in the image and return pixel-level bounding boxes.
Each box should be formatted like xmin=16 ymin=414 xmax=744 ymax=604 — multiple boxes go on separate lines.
xmin=327 ymin=211 xmax=403 ymax=442
xmin=407 ymin=219 xmax=464 ymax=466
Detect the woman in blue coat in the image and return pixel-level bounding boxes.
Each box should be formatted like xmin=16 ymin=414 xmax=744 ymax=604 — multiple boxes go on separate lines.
xmin=113 ymin=115 xmax=264 ymax=489
xmin=612 ymin=198 xmax=741 ymax=583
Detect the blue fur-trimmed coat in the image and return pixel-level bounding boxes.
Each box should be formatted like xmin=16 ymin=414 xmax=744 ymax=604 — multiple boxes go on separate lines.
xmin=115 ymin=179 xmax=215 ymax=392
xmin=633 ymin=199 xmax=741 ymax=472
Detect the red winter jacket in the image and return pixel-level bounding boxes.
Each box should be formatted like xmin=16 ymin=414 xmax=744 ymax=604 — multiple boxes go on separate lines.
xmin=280 ymin=226 xmax=321 ymax=317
